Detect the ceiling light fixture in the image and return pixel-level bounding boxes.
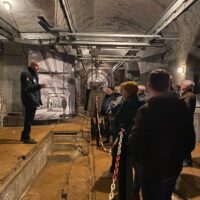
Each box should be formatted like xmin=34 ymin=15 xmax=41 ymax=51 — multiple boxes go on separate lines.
xmin=3 ymin=1 xmax=11 ymax=11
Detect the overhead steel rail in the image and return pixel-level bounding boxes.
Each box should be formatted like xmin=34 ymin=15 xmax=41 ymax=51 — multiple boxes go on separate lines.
xmin=147 ymin=0 xmax=197 ymax=35
xmin=58 ymin=0 xmax=87 ymax=72
xmin=20 ymin=32 xmax=56 ymax=40
xmin=58 ymin=0 xmax=75 ymax=33
xmin=77 ymin=55 xmax=139 ymax=58
xmin=0 ymin=17 xmax=20 ymax=40
xmin=56 ymin=32 xmax=162 ymax=38
xmin=38 ymin=71 xmax=69 ymax=74
xmin=60 ymin=40 xmax=164 ymax=47
xmin=78 ymin=57 xmax=141 ymax=62
xmin=90 ymin=47 xmax=141 ymax=51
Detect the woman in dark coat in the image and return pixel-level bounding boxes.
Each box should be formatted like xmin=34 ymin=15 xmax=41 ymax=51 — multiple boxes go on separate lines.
xmin=113 ymin=81 xmax=142 ymax=200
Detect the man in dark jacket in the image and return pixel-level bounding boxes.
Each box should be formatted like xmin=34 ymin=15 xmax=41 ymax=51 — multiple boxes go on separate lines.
xmin=20 ymin=61 xmax=46 ymax=144
xmin=128 ymin=69 xmax=195 ymax=200
xmin=181 ymin=80 xmax=196 ymax=166
xmin=113 ymin=81 xmax=142 ymax=200
xmin=101 ymin=86 xmax=114 ymax=143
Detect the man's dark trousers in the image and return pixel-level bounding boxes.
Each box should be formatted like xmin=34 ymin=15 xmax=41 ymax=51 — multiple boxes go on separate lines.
xmin=141 ymin=176 xmax=177 ymax=200
xmin=21 ymin=107 xmax=37 ymax=140
xmin=104 ymin=115 xmax=110 ymax=140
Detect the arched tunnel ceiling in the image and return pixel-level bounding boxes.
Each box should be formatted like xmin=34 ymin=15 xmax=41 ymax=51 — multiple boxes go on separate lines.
xmin=67 ymin=0 xmax=175 ymax=32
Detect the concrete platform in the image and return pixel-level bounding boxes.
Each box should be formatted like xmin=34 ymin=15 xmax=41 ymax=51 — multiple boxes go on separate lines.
xmin=0 ymin=125 xmax=54 ymax=184
xmin=0 ymin=116 xmax=84 ymax=184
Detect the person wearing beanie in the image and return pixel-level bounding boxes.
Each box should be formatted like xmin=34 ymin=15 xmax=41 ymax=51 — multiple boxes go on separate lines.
xmin=120 ymin=81 xmax=139 ymax=96
xmin=114 ymin=81 xmax=142 ymax=200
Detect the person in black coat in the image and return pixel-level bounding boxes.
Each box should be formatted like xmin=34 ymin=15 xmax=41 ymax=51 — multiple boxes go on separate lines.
xmin=113 ymin=81 xmax=142 ymax=200
xmin=20 ymin=61 xmax=46 ymax=144
xmin=101 ymin=86 xmax=114 ymax=143
xmin=128 ymin=69 xmax=195 ymax=200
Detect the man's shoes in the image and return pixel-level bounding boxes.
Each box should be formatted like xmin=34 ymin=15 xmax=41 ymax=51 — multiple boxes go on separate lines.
xmin=183 ymin=159 xmax=193 ymax=167
xmin=21 ymin=138 xmax=37 ymax=144
xmin=100 ymin=171 xmax=113 ymax=179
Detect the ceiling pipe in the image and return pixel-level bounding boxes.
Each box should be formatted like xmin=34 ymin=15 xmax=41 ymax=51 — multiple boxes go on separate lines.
xmin=147 ymin=0 xmax=197 ymax=34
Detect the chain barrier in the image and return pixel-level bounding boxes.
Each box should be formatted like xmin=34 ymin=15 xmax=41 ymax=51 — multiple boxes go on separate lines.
xmin=109 ymin=128 xmax=125 ymax=200
xmin=95 ymin=96 xmax=119 ymax=153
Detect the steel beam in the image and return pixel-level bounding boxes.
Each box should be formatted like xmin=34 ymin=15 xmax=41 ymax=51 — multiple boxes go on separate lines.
xmin=38 ymin=72 xmax=69 ymax=75
xmin=98 ymin=48 xmax=141 ymax=51
xmin=21 ymin=32 xmax=56 ymax=40
xmin=148 ymin=0 xmax=197 ymax=34
xmin=60 ymin=41 xmax=161 ymax=47
xmin=0 ymin=17 xmax=20 ymax=40
xmin=77 ymin=55 xmax=138 ymax=58
xmin=58 ymin=32 xmax=161 ymax=38
xmin=78 ymin=57 xmax=140 ymax=62
xmin=0 ymin=28 xmax=12 ymax=40
xmin=58 ymin=0 xmax=87 ymax=72
xmin=58 ymin=0 xmax=75 ymax=33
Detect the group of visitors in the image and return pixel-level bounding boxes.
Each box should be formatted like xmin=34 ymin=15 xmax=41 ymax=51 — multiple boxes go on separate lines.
xmin=100 ymin=69 xmax=196 ymax=200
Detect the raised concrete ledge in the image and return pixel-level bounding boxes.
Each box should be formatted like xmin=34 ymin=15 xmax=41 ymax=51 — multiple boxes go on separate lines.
xmin=0 ymin=133 xmax=52 ymax=200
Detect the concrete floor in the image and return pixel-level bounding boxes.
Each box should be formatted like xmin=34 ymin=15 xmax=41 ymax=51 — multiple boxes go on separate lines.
xmin=0 ymin=116 xmax=200 ymax=199
xmin=22 ymin=162 xmax=72 ymax=200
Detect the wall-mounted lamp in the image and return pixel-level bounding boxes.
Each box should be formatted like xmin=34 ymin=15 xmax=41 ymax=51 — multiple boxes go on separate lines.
xmin=3 ymin=1 xmax=11 ymax=11
xmin=177 ymin=66 xmax=185 ymax=74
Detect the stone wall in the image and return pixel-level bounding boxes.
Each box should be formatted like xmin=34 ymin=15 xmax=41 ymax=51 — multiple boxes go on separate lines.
xmin=0 ymin=42 xmax=27 ymax=113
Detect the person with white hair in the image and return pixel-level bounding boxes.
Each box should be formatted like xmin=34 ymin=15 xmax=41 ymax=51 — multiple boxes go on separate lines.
xmin=138 ymin=85 xmax=146 ymax=102
xmin=181 ymin=79 xmax=196 ymax=167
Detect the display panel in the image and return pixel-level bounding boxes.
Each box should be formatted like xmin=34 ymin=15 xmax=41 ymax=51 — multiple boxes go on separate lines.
xmin=28 ymin=50 xmax=75 ymax=120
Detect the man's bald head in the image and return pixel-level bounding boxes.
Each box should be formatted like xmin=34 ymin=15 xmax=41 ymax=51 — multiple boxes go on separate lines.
xmin=30 ymin=60 xmax=39 ymax=72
